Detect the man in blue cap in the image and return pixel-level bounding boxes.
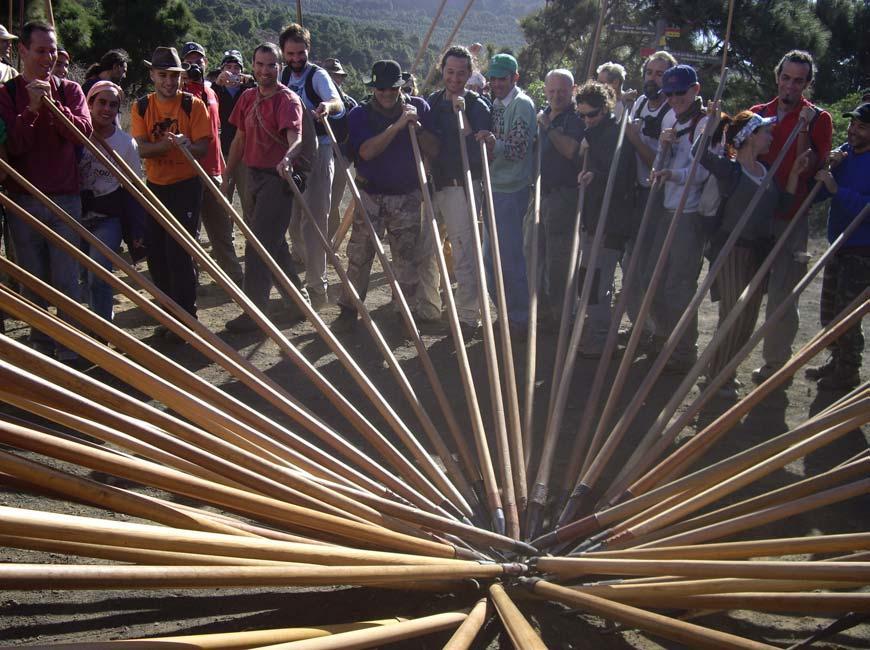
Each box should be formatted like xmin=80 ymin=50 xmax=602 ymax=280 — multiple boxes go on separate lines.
xmin=650 ymin=63 xmax=711 ymax=372
xmin=474 ymin=52 xmax=537 ymax=339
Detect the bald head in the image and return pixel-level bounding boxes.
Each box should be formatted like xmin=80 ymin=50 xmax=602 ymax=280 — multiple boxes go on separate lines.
xmin=545 ymin=68 xmax=574 ymax=115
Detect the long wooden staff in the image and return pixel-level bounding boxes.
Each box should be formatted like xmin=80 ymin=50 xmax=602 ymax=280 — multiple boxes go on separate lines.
xmin=584 ymin=0 xmax=608 ymax=80
xmin=0 ymin=562 xmax=518 ymax=590
xmin=619 ymin=208 xmax=870 ymax=500
xmin=489 ymin=583 xmax=547 ymax=649
xmin=179 ymin=148 xmax=473 ymax=521
xmin=407 ymin=125 xmax=496 ymax=517
xmin=534 ymin=392 xmax=869 ymax=552
xmin=478 ymin=139 xmax=522 ymax=537
xmin=319 ymin=118 xmax=477 ymax=520
xmin=527 ymin=101 xmax=633 ymax=539
xmin=453 ymin=107 xmax=507 ymax=536
xmin=597 ymin=145 xmax=820 ymax=504
xmin=571 ymin=592 xmax=870 ymax=615
xmin=555 ymin=165 xmax=670 ymax=525
xmin=410 ymin=0 xmax=448 ymax=75
xmin=522 ymin=578 xmax=776 ymax=649
xmin=443 ymin=598 xmax=491 ymax=650
xmin=0 ymin=162 xmax=444 ymax=515
xmin=330 ymin=199 xmax=354 ymax=251
xmin=522 ymin=124 xmax=543 ymax=459
xmin=28 ymin=109 xmax=458 ymax=518
xmin=422 ymin=0 xmax=476 ymax=90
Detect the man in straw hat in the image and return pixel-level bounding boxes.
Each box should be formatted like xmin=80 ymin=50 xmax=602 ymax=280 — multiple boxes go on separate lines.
xmin=331 ymin=59 xmax=438 ymax=334
xmin=131 ymin=46 xmax=211 ymax=339
xmin=0 ymin=20 xmax=92 ymax=364
xmin=0 ymin=23 xmax=17 ymax=81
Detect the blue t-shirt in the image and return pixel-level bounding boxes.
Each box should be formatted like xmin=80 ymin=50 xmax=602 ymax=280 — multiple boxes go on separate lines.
xmin=348 ymin=95 xmax=430 ymax=195
xmin=823 ymin=143 xmax=870 ymax=248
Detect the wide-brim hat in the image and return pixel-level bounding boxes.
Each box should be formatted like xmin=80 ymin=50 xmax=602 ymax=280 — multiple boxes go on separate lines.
xmin=322 ymin=57 xmax=346 ymax=76
xmin=0 ymin=25 xmax=17 ymax=41
xmin=144 ymin=46 xmax=188 ymax=72
xmin=365 ymin=59 xmax=402 ymax=89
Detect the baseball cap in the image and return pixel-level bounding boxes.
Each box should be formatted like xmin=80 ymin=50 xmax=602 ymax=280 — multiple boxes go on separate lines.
xmin=488 ymin=53 xmax=518 ymax=79
xmin=662 ymin=64 xmax=698 ymax=94
xmin=842 ymin=102 xmax=870 ymax=124
xmin=180 ymin=42 xmax=206 ymax=59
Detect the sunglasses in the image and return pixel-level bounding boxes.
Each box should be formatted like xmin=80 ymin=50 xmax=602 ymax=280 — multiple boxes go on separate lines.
xmin=577 ymin=108 xmax=602 ymax=119
xmin=664 ymin=89 xmax=688 ymax=97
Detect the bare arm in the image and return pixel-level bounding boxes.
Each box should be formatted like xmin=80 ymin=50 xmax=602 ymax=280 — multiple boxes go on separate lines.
xmin=359 ymin=103 xmax=417 ymax=161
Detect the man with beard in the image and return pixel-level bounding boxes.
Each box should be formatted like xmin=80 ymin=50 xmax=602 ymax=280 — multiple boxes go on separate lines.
xmin=221 ymin=43 xmax=307 ymax=333
xmin=131 ymin=46 xmax=211 ymax=335
xmin=650 ymin=64 xmax=711 ymax=372
xmin=82 ymin=49 xmax=129 ymax=96
xmin=474 ymin=53 xmax=536 ymax=340
xmin=749 ymin=50 xmax=832 ymax=383
xmin=622 ymin=50 xmax=676 ymax=348
xmin=423 ymin=45 xmax=490 ymax=337
xmin=279 ymin=22 xmax=345 ymax=309
xmin=535 ymin=68 xmax=584 ymax=323
xmin=0 ymin=21 xmax=92 ymax=363
xmin=806 ymin=102 xmax=869 ymax=391
xmin=331 ymin=60 xmax=435 ymax=333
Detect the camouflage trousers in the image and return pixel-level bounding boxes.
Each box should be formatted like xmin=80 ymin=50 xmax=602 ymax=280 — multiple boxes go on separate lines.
xmin=818 ymin=248 xmax=869 ymax=369
xmin=338 ymin=189 xmax=437 ymax=316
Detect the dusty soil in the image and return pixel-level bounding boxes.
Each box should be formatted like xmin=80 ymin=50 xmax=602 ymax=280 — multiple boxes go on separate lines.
xmin=0 ymin=211 xmax=867 ymax=649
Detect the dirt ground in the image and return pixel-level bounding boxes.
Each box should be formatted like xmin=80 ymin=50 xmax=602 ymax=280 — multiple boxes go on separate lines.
xmin=0 ymin=209 xmax=868 ymax=648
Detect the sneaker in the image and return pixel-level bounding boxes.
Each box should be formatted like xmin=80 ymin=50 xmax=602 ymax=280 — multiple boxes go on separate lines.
xmin=751 ymin=364 xmax=779 ymax=384
xmin=225 ymin=312 xmax=260 ymax=333
xmin=331 ymin=307 xmax=357 ymax=334
xmin=805 ymin=355 xmax=838 ymax=381
xmin=817 ymin=365 xmax=861 ymax=391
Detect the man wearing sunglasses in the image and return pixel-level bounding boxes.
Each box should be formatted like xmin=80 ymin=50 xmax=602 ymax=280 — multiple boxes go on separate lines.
xmin=649 ymin=64 xmax=711 ymax=373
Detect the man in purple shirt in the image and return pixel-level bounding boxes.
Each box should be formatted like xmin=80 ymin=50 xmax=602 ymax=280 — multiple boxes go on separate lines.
xmin=331 ymin=59 xmax=439 ymax=333
xmin=0 ymin=20 xmax=93 ymax=364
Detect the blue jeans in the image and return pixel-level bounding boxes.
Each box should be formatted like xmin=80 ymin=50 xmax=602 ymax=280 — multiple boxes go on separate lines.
xmin=8 ymin=193 xmax=82 ymax=360
xmin=82 ymin=215 xmax=122 ymax=322
xmin=484 ymin=187 xmax=530 ymax=325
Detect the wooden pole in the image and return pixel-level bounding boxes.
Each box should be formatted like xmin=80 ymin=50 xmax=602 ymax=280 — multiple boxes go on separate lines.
xmin=44 ymin=0 xmax=54 ymax=27
xmin=253 ymin=612 xmax=467 ymax=649
xmin=0 ymin=562 xmax=515 ymax=590
xmin=537 ymin=556 xmax=870 ymax=582
xmin=488 ymin=583 xmax=547 ymax=649
xmin=318 ymin=118 xmax=477 ymax=521
xmin=523 ymin=578 xmax=777 ymax=649
xmin=330 ymin=199 xmax=354 ymax=251
xmin=422 ymin=0 xmax=476 ymax=91
xmin=571 ymin=577 xmax=867 ymax=598
xmin=0 ymin=162 xmax=444 ymax=514
xmin=179 ymin=147 xmax=473 ymax=521
xmin=443 ymin=598 xmax=491 ymax=650
xmin=478 ymin=139 xmax=522 ymax=538
xmin=16 ymin=620 xmax=406 ymax=650
xmin=455 ymin=107 xmax=506 ymax=534
xmin=526 ymin=101 xmax=633 ymax=539
xmin=522 ymin=125 xmax=543 ymax=461
xmin=584 ymin=0 xmax=608 ymax=80
xmin=570 ymin=592 xmax=870 ymax=615
xmin=410 ymin=0 xmax=449 ymax=75
xmin=296 ymin=0 xmax=302 ymax=25
xmin=37 ymin=102 xmax=458 ymax=517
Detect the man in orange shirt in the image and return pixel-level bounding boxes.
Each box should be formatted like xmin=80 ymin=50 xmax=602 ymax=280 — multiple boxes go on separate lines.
xmin=131 ymin=47 xmax=212 ymax=334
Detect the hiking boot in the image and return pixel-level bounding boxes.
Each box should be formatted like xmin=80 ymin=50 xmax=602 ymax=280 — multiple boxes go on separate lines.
xmin=225 ymin=312 xmax=260 ymax=333
xmin=751 ymin=364 xmax=780 ymax=384
xmin=805 ymin=355 xmax=838 ymax=381
xmin=817 ymin=365 xmax=861 ymax=391
xmin=663 ymin=356 xmax=695 ymax=374
xmin=331 ymin=307 xmax=357 ymax=334
xmin=415 ymin=313 xmax=448 ymax=335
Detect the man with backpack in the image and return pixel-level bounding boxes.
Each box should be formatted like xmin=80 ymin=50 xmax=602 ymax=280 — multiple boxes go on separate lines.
xmin=180 ymin=41 xmax=243 ymax=281
xmin=422 ymin=45 xmax=490 ymax=338
xmin=622 ymin=50 xmax=676 ymax=348
xmin=749 ymin=49 xmax=832 ymax=384
xmin=279 ymin=23 xmax=346 ymax=309
xmin=130 ymin=46 xmax=211 ymax=334
xmin=0 ymin=20 xmax=92 ymax=364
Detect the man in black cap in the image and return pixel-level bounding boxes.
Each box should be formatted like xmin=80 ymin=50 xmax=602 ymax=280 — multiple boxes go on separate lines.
xmin=180 ymin=41 xmax=243 ymax=281
xmin=130 ymin=46 xmax=212 ymax=334
xmin=331 ymin=59 xmax=438 ymax=332
xmin=806 ymin=102 xmax=870 ymax=390
xmin=212 ymin=49 xmax=255 ymax=221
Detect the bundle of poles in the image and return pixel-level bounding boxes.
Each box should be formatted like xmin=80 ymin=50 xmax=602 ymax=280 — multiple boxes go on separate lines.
xmin=1 ymin=0 xmax=869 ymax=646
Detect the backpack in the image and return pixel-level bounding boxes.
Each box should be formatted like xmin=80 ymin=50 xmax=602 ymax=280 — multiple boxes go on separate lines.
xmin=137 ymin=91 xmax=194 ymax=118
xmin=632 ymin=96 xmax=670 ymax=141
xmin=281 ymin=64 xmax=353 ymax=143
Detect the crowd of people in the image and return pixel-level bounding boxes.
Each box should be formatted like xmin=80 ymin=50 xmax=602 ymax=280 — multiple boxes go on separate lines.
xmin=0 ymin=19 xmax=867 ymax=395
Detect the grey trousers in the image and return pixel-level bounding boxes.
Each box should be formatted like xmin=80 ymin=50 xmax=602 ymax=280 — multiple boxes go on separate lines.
xmin=199 ymin=175 xmax=243 ymax=278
